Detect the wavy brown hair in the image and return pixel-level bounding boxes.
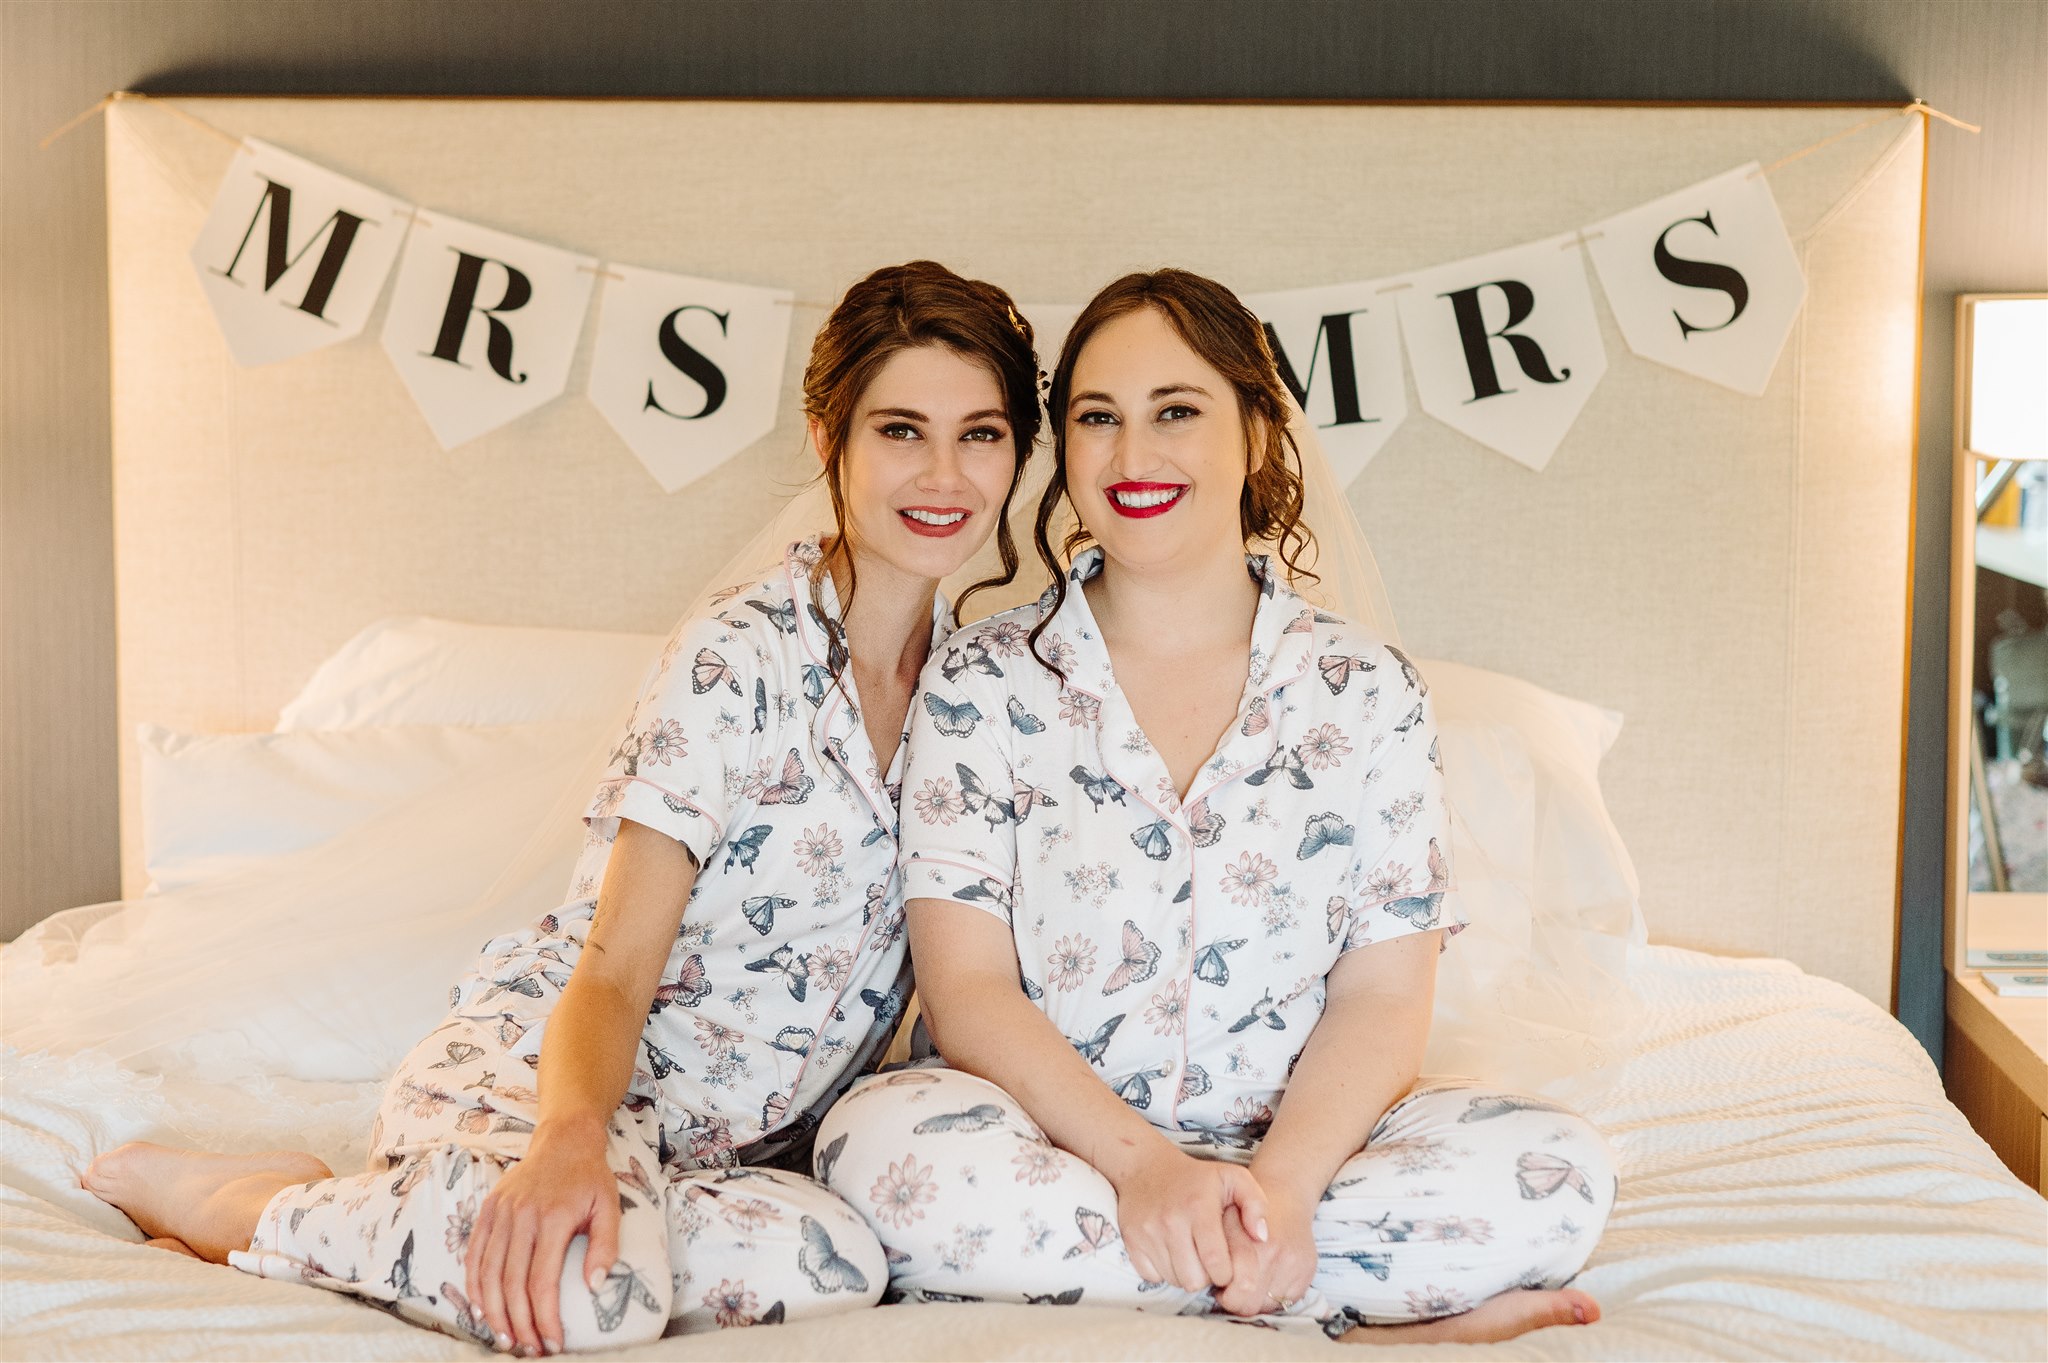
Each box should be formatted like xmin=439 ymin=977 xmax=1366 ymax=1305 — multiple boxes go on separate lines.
xmin=1027 ymin=268 xmax=1315 ymax=679
xmin=801 ymin=260 xmax=1041 ymax=675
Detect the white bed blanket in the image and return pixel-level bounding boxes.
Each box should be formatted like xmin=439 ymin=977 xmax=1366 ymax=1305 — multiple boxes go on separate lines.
xmin=4 ymin=944 xmax=2044 ymax=1361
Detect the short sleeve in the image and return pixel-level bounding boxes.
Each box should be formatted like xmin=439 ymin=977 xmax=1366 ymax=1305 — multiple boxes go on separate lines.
xmin=584 ymin=614 xmax=768 ymax=869
xmin=1339 ymin=656 xmax=1461 ymax=954
xmin=898 ymin=652 xmax=1019 ymax=925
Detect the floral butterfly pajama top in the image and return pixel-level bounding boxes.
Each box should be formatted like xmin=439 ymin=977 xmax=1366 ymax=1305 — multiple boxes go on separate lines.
xmin=817 ymin=550 xmax=1615 ymax=1333
xmin=474 ymin=534 xmax=946 ymax=1164
xmin=231 ymin=538 xmax=941 ymax=1347
xmin=900 ymin=547 xmax=1459 ymax=1136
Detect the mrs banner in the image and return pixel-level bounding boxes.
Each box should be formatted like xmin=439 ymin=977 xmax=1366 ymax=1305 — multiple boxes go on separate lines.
xmin=185 ymin=140 xmax=1810 ymax=490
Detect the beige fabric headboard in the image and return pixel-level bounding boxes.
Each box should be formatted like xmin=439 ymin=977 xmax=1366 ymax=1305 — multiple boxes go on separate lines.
xmin=105 ymin=98 xmax=1924 ymax=1006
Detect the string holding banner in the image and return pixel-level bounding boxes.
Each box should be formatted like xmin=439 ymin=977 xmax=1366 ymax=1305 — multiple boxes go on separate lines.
xmin=1751 ymin=97 xmax=1980 ymax=179
xmin=39 ymin=90 xmax=241 ymax=151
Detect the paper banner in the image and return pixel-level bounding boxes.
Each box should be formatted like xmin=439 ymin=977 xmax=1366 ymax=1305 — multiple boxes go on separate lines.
xmin=379 ymin=211 xmax=596 ymax=450
xmin=1246 ymin=281 xmax=1408 ymax=485
xmin=1585 ymin=163 xmax=1806 ymax=396
xmin=189 ymin=139 xmax=411 ymax=367
xmin=587 ymin=265 xmax=794 ymax=493
xmin=181 ymin=138 xmax=1813 ymax=474
xmin=1395 ymin=233 xmax=1608 ymax=472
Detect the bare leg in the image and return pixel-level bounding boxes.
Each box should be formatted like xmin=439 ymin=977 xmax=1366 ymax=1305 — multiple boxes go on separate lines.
xmin=83 ymin=1142 xmax=332 ymax=1265
xmin=1339 ymin=1288 xmax=1599 ymax=1344
xmin=144 ymin=1236 xmax=201 ymax=1258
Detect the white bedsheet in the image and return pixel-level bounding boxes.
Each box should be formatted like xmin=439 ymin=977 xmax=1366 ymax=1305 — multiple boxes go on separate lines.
xmin=4 ymin=944 xmax=2044 ymax=1362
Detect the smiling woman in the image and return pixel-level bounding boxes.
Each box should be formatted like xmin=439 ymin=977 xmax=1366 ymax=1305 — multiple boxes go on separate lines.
xmin=77 ymin=259 xmax=1048 ymax=1356
xmin=822 ymin=270 xmax=1615 ymax=1344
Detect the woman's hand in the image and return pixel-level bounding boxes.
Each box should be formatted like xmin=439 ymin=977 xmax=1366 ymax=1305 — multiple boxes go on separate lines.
xmin=1212 ymin=1193 xmax=1318 ymax=1318
xmin=1106 ymin=1147 xmax=1269 ymax=1295
xmin=465 ymin=1117 xmax=620 ymax=1356
xmin=468 ymin=818 xmax=693 ymax=1353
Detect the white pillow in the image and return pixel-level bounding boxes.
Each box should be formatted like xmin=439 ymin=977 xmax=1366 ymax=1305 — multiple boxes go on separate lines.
xmin=1423 ymin=657 xmax=1640 ymax=929
xmin=138 ymin=721 xmax=585 ymax=894
xmin=1416 ymin=657 xmax=1644 ymax=1100
xmin=16 ymin=717 xmax=606 ymax=1084
xmin=276 ymin=616 xmax=662 ymax=731
xmin=1426 ymin=658 xmax=1622 ymax=774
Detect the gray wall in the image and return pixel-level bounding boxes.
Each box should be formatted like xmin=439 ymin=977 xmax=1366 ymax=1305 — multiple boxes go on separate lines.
xmin=5 ymin=0 xmax=2044 ymax=1064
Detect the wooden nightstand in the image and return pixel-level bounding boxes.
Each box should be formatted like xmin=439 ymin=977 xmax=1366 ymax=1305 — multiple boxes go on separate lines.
xmin=1944 ymin=894 xmax=2048 ymax=1193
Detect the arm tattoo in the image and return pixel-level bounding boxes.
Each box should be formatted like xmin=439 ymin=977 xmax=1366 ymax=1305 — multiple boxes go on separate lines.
xmin=587 ymin=837 xmax=698 ymax=954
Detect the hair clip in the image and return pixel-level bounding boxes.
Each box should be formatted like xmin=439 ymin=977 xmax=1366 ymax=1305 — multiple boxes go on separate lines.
xmin=1005 ymin=304 xmax=1030 ymax=339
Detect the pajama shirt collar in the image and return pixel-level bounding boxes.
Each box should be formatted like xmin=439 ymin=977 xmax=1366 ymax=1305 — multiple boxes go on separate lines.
xmin=1046 ymin=547 xmax=1318 ymax=816
xmin=781 ymin=537 xmax=956 ymax=846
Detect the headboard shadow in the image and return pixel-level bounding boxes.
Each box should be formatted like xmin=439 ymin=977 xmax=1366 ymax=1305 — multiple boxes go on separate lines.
xmin=104 ymin=98 xmax=1923 ymax=1006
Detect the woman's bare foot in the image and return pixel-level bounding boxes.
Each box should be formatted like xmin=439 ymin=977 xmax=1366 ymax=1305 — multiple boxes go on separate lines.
xmin=82 ymin=1142 xmax=332 ymax=1265
xmin=1339 ymin=1288 xmax=1600 ymax=1344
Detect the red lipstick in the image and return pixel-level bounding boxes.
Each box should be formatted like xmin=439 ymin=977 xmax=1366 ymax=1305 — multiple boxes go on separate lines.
xmin=898 ymin=505 xmax=971 ymax=538
xmin=1105 ymin=481 xmax=1188 ymax=519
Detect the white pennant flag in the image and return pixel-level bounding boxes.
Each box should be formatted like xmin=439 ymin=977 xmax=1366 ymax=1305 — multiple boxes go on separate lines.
xmin=1395 ymin=233 xmax=1608 ymax=472
xmin=379 ymin=210 xmax=595 ymax=450
xmin=1585 ymin=163 xmax=1806 ymax=396
xmin=587 ymin=265 xmax=794 ymax=493
xmin=1246 ymin=281 xmax=1408 ymax=485
xmin=189 ymin=139 xmax=411 ymax=367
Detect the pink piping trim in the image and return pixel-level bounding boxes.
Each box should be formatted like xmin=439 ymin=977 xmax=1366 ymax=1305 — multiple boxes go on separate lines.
xmin=599 ymin=776 xmax=726 ymax=846
xmin=903 ymin=852 xmax=1011 ymax=892
xmin=1165 ymin=842 xmax=1200 ymax=1130
xmin=773 ymin=877 xmax=890 ymax=1137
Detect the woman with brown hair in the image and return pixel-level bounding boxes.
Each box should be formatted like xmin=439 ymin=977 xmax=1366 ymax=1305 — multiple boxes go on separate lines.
xmin=822 ymin=269 xmax=1615 ymax=1343
xmin=82 ymin=261 xmax=1040 ymax=1355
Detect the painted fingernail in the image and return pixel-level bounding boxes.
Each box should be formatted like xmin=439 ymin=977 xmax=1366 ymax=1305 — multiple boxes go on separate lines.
xmin=495 ymin=1333 xmax=512 ymax=1351
xmin=1254 ymin=1219 xmax=1269 ymax=1242
xmin=1573 ymin=1303 xmax=1588 ymax=1324
xmin=544 ymin=1340 xmax=561 ymax=1356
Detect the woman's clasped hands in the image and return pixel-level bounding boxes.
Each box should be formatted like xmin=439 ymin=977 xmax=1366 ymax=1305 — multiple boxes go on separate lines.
xmin=1106 ymin=1146 xmax=1318 ymax=1317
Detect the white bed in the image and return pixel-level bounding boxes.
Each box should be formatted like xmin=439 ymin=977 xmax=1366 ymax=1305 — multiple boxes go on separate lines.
xmin=3 ymin=95 xmax=2044 ymax=1361
xmin=7 ymin=945 xmax=2043 ymax=1361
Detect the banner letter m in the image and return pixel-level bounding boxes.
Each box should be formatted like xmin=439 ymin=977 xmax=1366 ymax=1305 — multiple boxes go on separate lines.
xmin=212 ymin=178 xmax=368 ymax=323
xmin=1264 ymin=311 xmax=1376 ymax=427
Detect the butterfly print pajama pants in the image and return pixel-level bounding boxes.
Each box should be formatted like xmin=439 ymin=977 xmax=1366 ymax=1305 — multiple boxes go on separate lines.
xmin=228 ymin=1013 xmax=887 ymax=1351
xmin=817 ymin=1068 xmax=1614 ymax=1337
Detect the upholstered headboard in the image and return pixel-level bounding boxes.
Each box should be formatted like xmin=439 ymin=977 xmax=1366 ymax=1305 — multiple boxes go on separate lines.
xmin=104 ymin=97 xmax=1924 ymax=1006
